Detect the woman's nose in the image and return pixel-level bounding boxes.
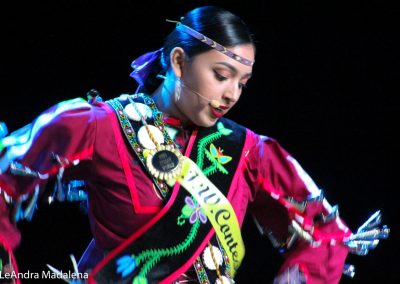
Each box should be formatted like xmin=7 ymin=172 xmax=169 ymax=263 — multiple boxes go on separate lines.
xmin=223 ymin=84 xmax=241 ymax=103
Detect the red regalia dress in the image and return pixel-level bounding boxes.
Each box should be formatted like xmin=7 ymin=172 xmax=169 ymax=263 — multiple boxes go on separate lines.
xmin=0 ymin=94 xmax=350 ymax=284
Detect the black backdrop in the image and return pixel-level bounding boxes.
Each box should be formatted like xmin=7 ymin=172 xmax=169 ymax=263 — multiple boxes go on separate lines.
xmin=1 ymin=0 xmax=398 ymax=283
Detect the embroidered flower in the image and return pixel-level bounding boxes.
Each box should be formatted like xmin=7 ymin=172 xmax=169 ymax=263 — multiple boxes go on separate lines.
xmin=116 ymin=255 xmax=137 ymax=278
xmin=185 ymin=196 xmax=207 ymax=224
xmin=210 ymin=143 xmax=232 ymax=165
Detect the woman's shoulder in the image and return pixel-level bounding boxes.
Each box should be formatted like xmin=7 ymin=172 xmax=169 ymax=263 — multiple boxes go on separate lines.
xmin=218 ymin=117 xmax=248 ymax=132
xmin=22 ymin=96 xmax=110 ymax=135
xmin=219 ymin=117 xmax=278 ymax=144
xmin=36 ymin=97 xmax=95 ymax=125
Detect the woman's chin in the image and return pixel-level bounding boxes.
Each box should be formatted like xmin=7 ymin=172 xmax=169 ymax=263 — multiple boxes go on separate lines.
xmin=196 ymin=118 xmax=218 ymax=128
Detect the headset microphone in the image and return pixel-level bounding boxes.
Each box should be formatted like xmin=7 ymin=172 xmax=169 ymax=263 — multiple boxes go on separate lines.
xmin=209 ymin=100 xmax=221 ymax=109
xmin=184 ymin=86 xmax=221 ymax=109
xmin=156 ymin=75 xmax=221 ymax=109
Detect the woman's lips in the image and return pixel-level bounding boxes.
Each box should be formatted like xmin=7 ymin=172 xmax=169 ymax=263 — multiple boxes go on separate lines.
xmin=210 ymin=106 xmax=224 ymax=118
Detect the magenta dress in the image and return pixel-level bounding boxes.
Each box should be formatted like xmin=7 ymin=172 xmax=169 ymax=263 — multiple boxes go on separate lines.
xmin=0 ymin=97 xmax=349 ymax=283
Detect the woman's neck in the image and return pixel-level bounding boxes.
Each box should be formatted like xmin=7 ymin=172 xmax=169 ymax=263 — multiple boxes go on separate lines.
xmin=151 ymin=83 xmax=190 ymax=126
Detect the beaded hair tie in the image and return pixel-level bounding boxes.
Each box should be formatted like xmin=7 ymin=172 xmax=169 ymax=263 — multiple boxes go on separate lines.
xmin=167 ymin=19 xmax=254 ymax=66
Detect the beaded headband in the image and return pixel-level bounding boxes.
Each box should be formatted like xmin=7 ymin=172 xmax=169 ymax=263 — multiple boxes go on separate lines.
xmin=167 ymin=20 xmax=254 ymax=66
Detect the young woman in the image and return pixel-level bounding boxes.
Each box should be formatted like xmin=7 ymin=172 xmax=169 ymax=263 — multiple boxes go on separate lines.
xmin=0 ymin=6 xmax=388 ymax=284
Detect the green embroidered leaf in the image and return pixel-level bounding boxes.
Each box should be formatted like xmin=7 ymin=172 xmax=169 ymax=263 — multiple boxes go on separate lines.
xmin=181 ymin=204 xmax=193 ymax=218
xmin=220 ymin=128 xmax=233 ymax=136
xmin=215 ymin=162 xmax=229 ymax=174
xmin=217 ymin=122 xmax=233 ymax=136
xmin=133 ymin=276 xmax=148 ymax=284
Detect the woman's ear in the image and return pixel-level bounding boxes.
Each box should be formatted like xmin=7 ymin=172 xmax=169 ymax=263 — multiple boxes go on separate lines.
xmin=169 ymin=47 xmax=186 ymax=78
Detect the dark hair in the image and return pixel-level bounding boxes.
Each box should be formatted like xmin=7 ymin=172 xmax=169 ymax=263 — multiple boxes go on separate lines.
xmin=141 ymin=6 xmax=255 ymax=93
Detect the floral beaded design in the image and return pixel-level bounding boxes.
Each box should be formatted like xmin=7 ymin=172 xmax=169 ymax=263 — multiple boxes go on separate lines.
xmin=196 ymin=122 xmax=233 ymax=176
xmin=116 ymin=195 xmax=207 ymax=283
xmin=177 ymin=196 xmax=207 ymax=226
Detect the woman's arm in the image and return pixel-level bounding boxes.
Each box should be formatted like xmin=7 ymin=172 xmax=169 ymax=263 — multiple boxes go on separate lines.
xmin=0 ymin=98 xmax=96 ymax=277
xmin=245 ymin=133 xmax=388 ymax=283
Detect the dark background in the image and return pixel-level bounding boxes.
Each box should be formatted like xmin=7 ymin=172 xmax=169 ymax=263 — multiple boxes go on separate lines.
xmin=1 ymin=0 xmax=398 ymax=283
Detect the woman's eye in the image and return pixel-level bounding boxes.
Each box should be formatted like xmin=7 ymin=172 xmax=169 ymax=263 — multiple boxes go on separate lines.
xmin=214 ymin=71 xmax=228 ymax=81
xmin=239 ymin=83 xmax=247 ymax=89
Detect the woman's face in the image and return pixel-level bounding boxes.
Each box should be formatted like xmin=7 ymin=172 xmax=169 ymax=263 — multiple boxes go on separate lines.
xmin=176 ymin=44 xmax=254 ymax=127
